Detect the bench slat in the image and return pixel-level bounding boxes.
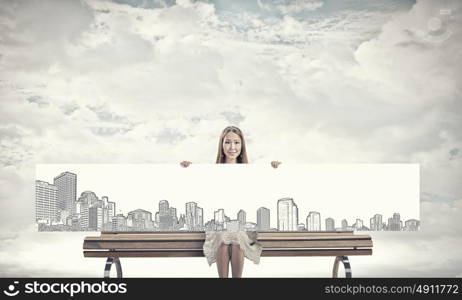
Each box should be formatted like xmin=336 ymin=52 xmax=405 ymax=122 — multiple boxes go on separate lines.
xmin=101 ymin=231 xmax=354 ymax=233
xmin=99 ymin=231 xmax=354 ymax=238
xmin=84 ymin=248 xmax=372 ymax=258
xmin=86 ymin=235 xmax=370 ymax=242
xmin=83 ymin=239 xmax=372 ymax=250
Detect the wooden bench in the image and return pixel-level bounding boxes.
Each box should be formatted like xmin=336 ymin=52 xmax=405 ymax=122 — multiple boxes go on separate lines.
xmin=83 ymin=231 xmax=373 ymax=278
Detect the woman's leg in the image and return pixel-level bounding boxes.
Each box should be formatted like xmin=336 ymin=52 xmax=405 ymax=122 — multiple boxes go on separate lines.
xmin=230 ymin=244 xmax=245 ymax=278
xmin=216 ymin=243 xmax=231 ymax=278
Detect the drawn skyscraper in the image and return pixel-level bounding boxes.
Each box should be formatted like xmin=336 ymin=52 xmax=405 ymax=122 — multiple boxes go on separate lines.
xmin=186 ymin=202 xmax=197 ymax=230
xmin=169 ymin=207 xmax=177 ymax=223
xmin=355 ymin=218 xmax=364 ymax=230
xmin=89 ymin=205 xmax=103 ymax=231
xmin=214 ymin=209 xmax=225 ymax=224
xmin=388 ymin=213 xmax=401 ymax=231
xmin=325 ymin=217 xmax=335 ymax=231
xmin=159 ymin=200 xmax=169 ymax=215
xmin=35 ymin=180 xmax=59 ymax=224
xmin=112 ymin=213 xmax=127 ymax=231
xmin=155 ymin=212 xmax=160 ymax=224
xmin=158 ymin=200 xmax=174 ymax=230
xmin=395 ymin=213 xmax=402 ymax=230
xmin=257 ymin=207 xmax=270 ymax=231
xmin=102 ymin=196 xmax=116 ymax=231
xmin=196 ymin=206 xmax=203 ymax=230
xmin=177 ymin=214 xmax=186 ymax=230
xmin=370 ymin=214 xmax=383 ymax=231
xmin=78 ymin=191 xmax=99 ymax=206
xmin=77 ymin=191 xmax=99 ymax=229
xmin=306 ymin=211 xmax=321 ymax=231
xmin=237 ymin=210 xmax=246 ymax=225
xmin=214 ymin=208 xmax=226 ymax=230
xmin=53 ymin=172 xmax=77 ymax=215
xmin=277 ymin=198 xmax=298 ymax=231
xmin=375 ymin=214 xmax=383 ymax=230
xmin=89 ymin=197 xmax=104 ymax=231
xmin=341 ymin=219 xmax=348 ymax=230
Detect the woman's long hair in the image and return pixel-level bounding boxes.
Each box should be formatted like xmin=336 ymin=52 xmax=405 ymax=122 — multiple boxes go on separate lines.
xmin=216 ymin=126 xmax=249 ymax=164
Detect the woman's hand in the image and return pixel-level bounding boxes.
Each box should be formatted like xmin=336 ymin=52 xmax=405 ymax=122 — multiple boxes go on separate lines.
xmin=180 ymin=161 xmax=192 ymax=168
xmin=271 ymin=161 xmax=281 ymax=168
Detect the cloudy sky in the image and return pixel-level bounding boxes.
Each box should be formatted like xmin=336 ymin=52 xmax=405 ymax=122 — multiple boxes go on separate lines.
xmin=0 ymin=0 xmax=461 ymax=277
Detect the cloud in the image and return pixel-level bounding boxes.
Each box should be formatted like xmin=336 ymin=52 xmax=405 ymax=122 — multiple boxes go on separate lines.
xmin=221 ymin=110 xmax=245 ymax=125
xmin=257 ymin=0 xmax=323 ymax=15
xmin=26 ymin=96 xmax=49 ymax=108
xmin=0 ymin=0 xmax=94 ymax=70
xmin=60 ymin=103 xmax=80 ymax=116
xmin=155 ymin=127 xmax=187 ymax=144
xmin=449 ymin=148 xmax=459 ymax=160
xmin=0 ymin=0 xmax=461 ymax=277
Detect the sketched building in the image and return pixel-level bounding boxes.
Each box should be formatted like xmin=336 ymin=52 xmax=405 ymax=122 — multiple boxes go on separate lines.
xmin=155 ymin=212 xmax=160 ymax=224
xmin=277 ymin=198 xmax=298 ymax=231
xmin=325 ymin=218 xmax=335 ymax=231
xmin=204 ymin=219 xmax=216 ymax=231
xmin=77 ymin=191 xmax=100 ymax=230
xmin=78 ymin=191 xmax=99 ymax=207
xmin=354 ymin=219 xmax=365 ymax=231
xmin=186 ymin=202 xmax=198 ymax=231
xmin=89 ymin=205 xmax=103 ymax=231
xmin=170 ymin=207 xmax=178 ymax=224
xmin=102 ymin=196 xmax=116 ymax=231
xmin=76 ymin=201 xmax=89 ymax=229
xmin=306 ymin=211 xmax=321 ymax=231
xmin=35 ymin=180 xmax=59 ymax=224
xmin=370 ymin=214 xmax=383 ymax=231
xmin=176 ymin=214 xmax=186 ymax=230
xmin=214 ymin=209 xmax=225 ymax=224
xmin=53 ymin=171 xmax=77 ymax=215
xmin=237 ymin=210 xmax=246 ymax=225
xmin=388 ymin=213 xmax=401 ymax=231
xmin=257 ymin=207 xmax=270 ymax=231
xmin=112 ymin=213 xmax=127 ymax=231
xmin=158 ymin=200 xmax=175 ymax=231
xmin=127 ymin=209 xmax=153 ymax=231
xmin=341 ymin=219 xmax=347 ymax=230
xmin=159 ymin=200 xmax=169 ymax=215
xmin=404 ymin=219 xmax=420 ymax=231
xmin=196 ymin=206 xmax=203 ymax=230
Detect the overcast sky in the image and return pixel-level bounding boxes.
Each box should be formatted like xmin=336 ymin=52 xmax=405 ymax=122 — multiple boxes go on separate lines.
xmin=0 ymin=0 xmax=461 ymax=277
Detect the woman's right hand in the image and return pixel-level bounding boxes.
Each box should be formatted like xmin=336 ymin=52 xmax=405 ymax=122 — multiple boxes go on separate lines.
xmin=180 ymin=161 xmax=192 ymax=168
xmin=271 ymin=161 xmax=282 ymax=168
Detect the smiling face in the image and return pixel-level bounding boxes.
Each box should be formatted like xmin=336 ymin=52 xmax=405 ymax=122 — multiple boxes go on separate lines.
xmin=222 ymin=131 xmax=242 ymax=163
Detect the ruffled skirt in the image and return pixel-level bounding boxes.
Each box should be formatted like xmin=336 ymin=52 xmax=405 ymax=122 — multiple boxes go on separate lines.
xmin=202 ymin=231 xmax=262 ymax=266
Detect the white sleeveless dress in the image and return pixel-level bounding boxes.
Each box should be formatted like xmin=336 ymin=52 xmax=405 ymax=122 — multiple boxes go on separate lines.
xmin=202 ymin=230 xmax=263 ymax=266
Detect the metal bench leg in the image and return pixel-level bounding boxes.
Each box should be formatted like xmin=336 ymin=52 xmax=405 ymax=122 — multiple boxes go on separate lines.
xmin=104 ymin=257 xmax=123 ymax=278
xmin=332 ymin=256 xmax=352 ymax=278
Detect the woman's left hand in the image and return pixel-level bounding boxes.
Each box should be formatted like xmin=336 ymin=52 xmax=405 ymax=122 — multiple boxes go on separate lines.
xmin=271 ymin=161 xmax=281 ymax=168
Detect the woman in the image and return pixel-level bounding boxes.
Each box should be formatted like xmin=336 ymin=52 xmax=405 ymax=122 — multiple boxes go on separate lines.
xmin=181 ymin=126 xmax=280 ymax=278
